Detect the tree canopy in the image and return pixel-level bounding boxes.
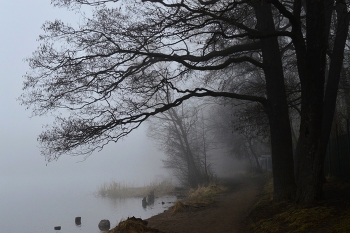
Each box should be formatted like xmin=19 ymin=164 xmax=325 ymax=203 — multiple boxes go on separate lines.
xmin=21 ymin=0 xmax=267 ymax=157
xmin=21 ymin=0 xmax=350 ymax=204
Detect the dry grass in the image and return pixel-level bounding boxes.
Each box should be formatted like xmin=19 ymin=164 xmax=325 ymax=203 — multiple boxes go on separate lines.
xmin=171 ymin=183 xmax=227 ymax=213
xmin=188 ymin=183 xmax=227 ymax=201
xmin=171 ymin=201 xmax=187 ymax=213
xmin=108 ymin=217 xmax=162 ymax=233
xmin=97 ymin=179 xmax=174 ymax=198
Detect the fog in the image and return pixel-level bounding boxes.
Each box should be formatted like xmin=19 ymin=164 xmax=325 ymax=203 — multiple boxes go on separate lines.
xmin=0 ymin=1 xmax=250 ymax=232
xmin=0 ymin=0 xmax=170 ymax=186
xmin=0 ymin=4 xmax=170 ymax=231
xmin=0 ymin=0 xmax=246 ymax=186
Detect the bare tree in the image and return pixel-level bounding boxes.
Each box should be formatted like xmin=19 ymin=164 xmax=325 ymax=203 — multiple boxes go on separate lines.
xmin=148 ymin=101 xmax=211 ymax=188
xmin=144 ymin=70 xmax=215 ymax=187
xmin=21 ymin=0 xmax=350 ymax=204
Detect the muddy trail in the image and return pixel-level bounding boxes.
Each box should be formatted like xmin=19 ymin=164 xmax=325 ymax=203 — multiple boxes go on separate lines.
xmin=146 ymin=175 xmax=264 ymax=233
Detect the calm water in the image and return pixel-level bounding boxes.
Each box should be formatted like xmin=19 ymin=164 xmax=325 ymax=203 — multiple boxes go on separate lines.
xmin=0 ymin=177 xmax=176 ymax=233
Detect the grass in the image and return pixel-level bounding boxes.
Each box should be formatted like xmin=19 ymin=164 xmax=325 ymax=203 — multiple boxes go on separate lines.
xmin=171 ymin=182 xmax=227 ymax=213
xmin=188 ymin=183 xmax=227 ymax=200
xmin=247 ymin=176 xmax=350 ymax=233
xmin=108 ymin=216 xmax=161 ymax=233
xmin=171 ymin=201 xmax=187 ymax=213
xmin=97 ymin=179 xmax=175 ymax=198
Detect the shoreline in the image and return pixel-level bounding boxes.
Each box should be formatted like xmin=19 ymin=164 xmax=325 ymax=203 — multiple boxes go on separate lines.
xmin=145 ymin=175 xmax=264 ymax=233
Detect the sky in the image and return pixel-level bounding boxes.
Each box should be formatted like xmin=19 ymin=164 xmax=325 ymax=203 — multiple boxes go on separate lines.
xmin=0 ymin=0 xmax=168 ymax=190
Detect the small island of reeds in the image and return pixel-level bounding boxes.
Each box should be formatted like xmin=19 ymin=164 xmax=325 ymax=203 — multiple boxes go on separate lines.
xmin=96 ymin=179 xmax=175 ymax=198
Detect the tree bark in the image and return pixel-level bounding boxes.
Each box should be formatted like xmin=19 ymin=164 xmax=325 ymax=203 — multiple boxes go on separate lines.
xmin=295 ymin=0 xmax=329 ymax=204
xmin=254 ymin=1 xmax=296 ymax=201
xmin=320 ymin=1 xmax=350 ymax=181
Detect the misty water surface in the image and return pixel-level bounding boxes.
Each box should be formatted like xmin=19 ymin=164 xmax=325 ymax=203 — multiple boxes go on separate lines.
xmin=0 ymin=176 xmax=176 ymax=233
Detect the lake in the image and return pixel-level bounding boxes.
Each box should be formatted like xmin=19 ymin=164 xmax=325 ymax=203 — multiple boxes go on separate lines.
xmin=0 ymin=177 xmax=177 ymax=233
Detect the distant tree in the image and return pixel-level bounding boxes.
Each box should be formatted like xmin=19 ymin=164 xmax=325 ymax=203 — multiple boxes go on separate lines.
xmin=147 ymin=90 xmax=213 ymax=187
xmin=21 ymin=0 xmax=350 ymax=204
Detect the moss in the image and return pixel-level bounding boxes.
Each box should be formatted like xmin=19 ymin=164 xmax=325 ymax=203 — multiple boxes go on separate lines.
xmin=328 ymin=210 xmax=350 ymax=233
xmin=250 ymin=202 xmax=336 ymax=232
xmin=247 ymin=177 xmax=350 ymax=233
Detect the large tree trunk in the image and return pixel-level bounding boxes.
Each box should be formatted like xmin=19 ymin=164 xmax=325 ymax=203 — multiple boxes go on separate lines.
xmin=295 ymin=0 xmax=328 ymax=204
xmin=295 ymin=0 xmax=349 ymax=204
xmin=320 ymin=1 xmax=350 ymax=184
xmin=254 ymin=1 xmax=296 ymax=201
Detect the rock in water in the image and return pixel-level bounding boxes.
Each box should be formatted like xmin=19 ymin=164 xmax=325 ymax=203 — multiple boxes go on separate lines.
xmin=75 ymin=216 xmax=81 ymax=225
xmin=98 ymin=219 xmax=110 ymax=231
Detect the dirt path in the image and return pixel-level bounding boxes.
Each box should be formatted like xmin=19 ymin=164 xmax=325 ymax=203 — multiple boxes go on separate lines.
xmin=146 ymin=175 xmax=264 ymax=233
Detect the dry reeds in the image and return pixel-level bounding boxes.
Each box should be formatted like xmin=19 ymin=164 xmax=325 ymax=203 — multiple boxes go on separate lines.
xmin=97 ymin=179 xmax=174 ymax=198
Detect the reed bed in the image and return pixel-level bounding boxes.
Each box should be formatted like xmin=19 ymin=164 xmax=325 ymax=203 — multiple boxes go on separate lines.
xmin=97 ymin=179 xmax=174 ymax=198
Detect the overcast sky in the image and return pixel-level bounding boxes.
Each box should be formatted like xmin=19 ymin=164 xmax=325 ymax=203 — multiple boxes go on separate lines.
xmin=0 ymin=0 xmax=168 ymax=191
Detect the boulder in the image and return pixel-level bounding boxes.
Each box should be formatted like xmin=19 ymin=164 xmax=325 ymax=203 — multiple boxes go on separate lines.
xmin=98 ymin=219 xmax=110 ymax=231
